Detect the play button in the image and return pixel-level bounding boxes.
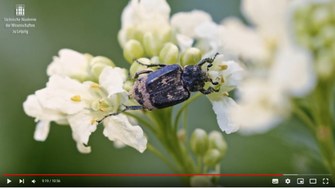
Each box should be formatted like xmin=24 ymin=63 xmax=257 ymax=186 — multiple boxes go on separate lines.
xmin=6 ymin=178 xmax=11 ymax=184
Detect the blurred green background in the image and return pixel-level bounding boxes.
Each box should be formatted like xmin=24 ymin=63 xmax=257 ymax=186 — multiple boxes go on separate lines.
xmin=0 ymin=0 xmax=328 ymax=186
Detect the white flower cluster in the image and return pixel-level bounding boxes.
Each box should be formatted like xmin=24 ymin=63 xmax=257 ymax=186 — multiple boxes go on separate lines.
xmin=120 ymin=0 xmax=244 ymax=134
xmin=220 ymin=0 xmax=317 ymax=133
xmin=23 ymin=49 xmax=147 ymax=153
xmin=24 ymin=0 xmax=321 ymax=154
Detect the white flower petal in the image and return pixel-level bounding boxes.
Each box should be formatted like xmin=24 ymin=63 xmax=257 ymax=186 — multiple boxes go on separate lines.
xmin=271 ymin=43 xmax=316 ymax=97
xmin=194 ymin=21 xmax=224 ymax=56
xmin=230 ymin=100 xmax=283 ymax=134
xmin=76 ymin=143 xmax=92 ymax=154
xmin=208 ymin=57 xmax=244 ymax=95
xmin=242 ymin=0 xmax=289 ymax=38
xmin=119 ymin=0 xmax=171 ymax=47
xmin=33 ymin=120 xmax=51 ymax=141
xmin=103 ymin=114 xmax=147 ymax=153
xmin=171 ymin=10 xmax=212 ymax=37
xmin=68 ymin=111 xmax=98 ymax=154
xmin=47 ymin=49 xmax=90 ymax=80
xmin=210 ymin=97 xmax=239 ymax=134
xmin=221 ymin=18 xmax=268 ymax=61
xmin=113 ymin=140 xmax=126 ymax=148
xmin=122 ymin=0 xmax=170 ymax=28
xmin=175 ymin=34 xmax=193 ymax=52
xmin=232 ymin=79 xmax=290 ymax=134
xmin=99 ymin=67 xmax=127 ymax=97
xmin=35 ymin=75 xmax=89 ymax=115
xmin=23 ymin=94 xmax=65 ymax=122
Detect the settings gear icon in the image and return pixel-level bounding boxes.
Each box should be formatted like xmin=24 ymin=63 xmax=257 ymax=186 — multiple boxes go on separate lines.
xmin=285 ymin=178 xmax=291 ymax=184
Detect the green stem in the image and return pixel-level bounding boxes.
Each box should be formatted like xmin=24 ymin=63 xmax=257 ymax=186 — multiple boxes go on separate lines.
xmin=311 ymin=82 xmax=335 ymax=177
xmin=292 ymin=104 xmax=315 ymax=132
xmin=197 ymin=156 xmax=203 ymax=173
xmin=174 ymin=93 xmax=202 ymax=132
xmin=147 ymin=144 xmax=181 ymax=173
xmin=124 ymin=112 xmax=158 ymax=134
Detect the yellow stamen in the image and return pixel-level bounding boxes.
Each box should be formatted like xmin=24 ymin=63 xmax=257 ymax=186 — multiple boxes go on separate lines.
xmin=70 ymin=95 xmax=81 ymax=102
xmin=90 ymin=83 xmax=100 ymax=89
xmin=91 ymin=118 xmax=97 ymax=125
xmin=220 ymin=76 xmax=225 ymax=84
xmin=219 ymin=64 xmax=228 ymax=70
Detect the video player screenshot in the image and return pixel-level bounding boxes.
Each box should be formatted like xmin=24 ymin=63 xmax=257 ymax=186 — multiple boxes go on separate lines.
xmin=0 ymin=0 xmax=334 ymax=187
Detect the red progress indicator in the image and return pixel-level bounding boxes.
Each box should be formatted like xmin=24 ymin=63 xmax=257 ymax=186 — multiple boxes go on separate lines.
xmin=3 ymin=173 xmax=283 ymax=177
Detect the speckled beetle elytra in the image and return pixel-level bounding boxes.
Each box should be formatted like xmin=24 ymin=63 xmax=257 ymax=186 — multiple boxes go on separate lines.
xmin=97 ymin=53 xmax=220 ymax=123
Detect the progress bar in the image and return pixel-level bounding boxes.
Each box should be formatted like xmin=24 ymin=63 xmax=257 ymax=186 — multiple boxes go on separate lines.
xmin=3 ymin=173 xmax=284 ymax=177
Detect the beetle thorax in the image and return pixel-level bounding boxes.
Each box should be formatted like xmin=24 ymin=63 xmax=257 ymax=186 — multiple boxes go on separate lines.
xmin=182 ymin=65 xmax=207 ymax=92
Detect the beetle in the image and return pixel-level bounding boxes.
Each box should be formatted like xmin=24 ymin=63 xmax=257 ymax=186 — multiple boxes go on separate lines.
xmin=97 ymin=53 xmax=220 ymax=123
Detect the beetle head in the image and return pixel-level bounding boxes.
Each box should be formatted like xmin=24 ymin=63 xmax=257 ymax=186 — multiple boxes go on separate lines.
xmin=182 ymin=65 xmax=208 ymax=92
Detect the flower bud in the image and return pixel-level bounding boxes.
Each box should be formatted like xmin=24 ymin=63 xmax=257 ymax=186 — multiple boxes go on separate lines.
xmin=159 ymin=43 xmax=179 ymax=65
xmin=90 ymin=56 xmax=115 ymax=78
xmin=123 ymin=80 xmax=134 ymax=92
xmin=181 ymin=47 xmax=201 ymax=66
xmin=123 ymin=39 xmax=145 ymax=63
xmin=143 ymin=32 xmax=160 ymax=57
xmin=208 ymin=131 xmax=227 ymax=156
xmin=311 ymin=5 xmax=331 ymax=29
xmin=203 ymin=149 xmax=222 ymax=167
xmin=190 ymin=128 xmax=209 ymax=156
xmin=129 ymin=58 xmax=152 ymax=78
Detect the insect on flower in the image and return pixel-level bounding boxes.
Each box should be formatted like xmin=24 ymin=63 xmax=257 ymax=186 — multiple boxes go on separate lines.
xmin=97 ymin=53 xmax=220 ymax=123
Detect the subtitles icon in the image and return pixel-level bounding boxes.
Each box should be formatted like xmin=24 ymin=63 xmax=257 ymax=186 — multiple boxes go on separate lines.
xmin=272 ymin=178 xmax=279 ymax=184
xmin=297 ymin=178 xmax=304 ymax=185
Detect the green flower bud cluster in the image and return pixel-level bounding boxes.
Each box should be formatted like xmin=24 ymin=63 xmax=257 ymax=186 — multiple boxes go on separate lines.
xmin=121 ymin=23 xmax=203 ymax=67
xmin=89 ymin=56 xmax=115 ymax=79
xmin=70 ymin=54 xmax=115 ymax=82
xmin=122 ymin=26 xmax=173 ymax=63
xmin=127 ymin=44 xmax=203 ymax=78
xmin=190 ymin=129 xmax=227 ymax=168
xmin=293 ymin=1 xmax=335 ymax=80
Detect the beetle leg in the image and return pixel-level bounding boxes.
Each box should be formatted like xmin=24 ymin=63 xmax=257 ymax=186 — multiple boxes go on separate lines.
xmin=197 ymin=52 xmax=220 ymax=68
xmin=135 ymin=59 xmax=166 ymax=68
xmin=204 ymin=77 xmax=219 ymax=85
xmin=123 ymin=105 xmax=144 ymax=111
xmin=206 ymin=63 xmax=213 ymax=71
xmin=209 ymin=78 xmax=219 ymax=85
xmin=134 ymin=69 xmax=153 ymax=79
xmin=96 ymin=105 xmax=145 ymax=124
xmin=199 ymin=87 xmax=220 ymax=95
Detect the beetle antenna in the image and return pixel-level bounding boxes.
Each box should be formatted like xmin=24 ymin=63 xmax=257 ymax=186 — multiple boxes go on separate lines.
xmin=196 ymin=52 xmax=220 ymax=67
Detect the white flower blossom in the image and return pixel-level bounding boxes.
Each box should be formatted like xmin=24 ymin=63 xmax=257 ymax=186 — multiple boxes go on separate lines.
xmin=220 ymin=0 xmax=316 ymax=133
xmin=171 ymin=10 xmax=225 ymax=56
xmin=118 ymin=0 xmax=171 ymax=50
xmin=47 ymin=49 xmax=92 ymax=81
xmin=103 ymin=114 xmax=147 ymax=153
xmin=23 ymin=50 xmax=147 ymax=153
xmin=230 ymin=79 xmax=290 ymax=134
xmin=207 ymin=55 xmax=244 ymax=133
